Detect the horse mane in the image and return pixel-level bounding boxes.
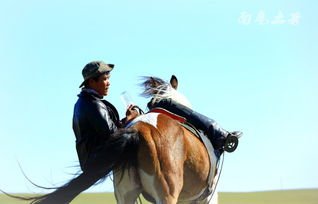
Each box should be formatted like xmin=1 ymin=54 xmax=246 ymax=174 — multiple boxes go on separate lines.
xmin=140 ymin=76 xmax=192 ymax=109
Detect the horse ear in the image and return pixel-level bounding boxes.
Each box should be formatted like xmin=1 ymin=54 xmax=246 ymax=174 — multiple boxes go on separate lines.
xmin=170 ymin=75 xmax=178 ymax=90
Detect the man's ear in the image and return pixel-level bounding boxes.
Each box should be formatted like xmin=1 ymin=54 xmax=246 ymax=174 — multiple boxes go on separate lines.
xmin=170 ymin=75 xmax=178 ymax=90
xmin=87 ymin=78 xmax=96 ymax=88
xmin=87 ymin=78 xmax=93 ymax=85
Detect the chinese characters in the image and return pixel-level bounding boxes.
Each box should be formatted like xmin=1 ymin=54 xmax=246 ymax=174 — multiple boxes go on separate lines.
xmin=238 ymin=11 xmax=301 ymax=25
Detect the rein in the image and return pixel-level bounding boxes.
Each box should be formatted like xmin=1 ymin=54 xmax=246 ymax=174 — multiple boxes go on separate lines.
xmin=131 ymin=105 xmax=145 ymax=115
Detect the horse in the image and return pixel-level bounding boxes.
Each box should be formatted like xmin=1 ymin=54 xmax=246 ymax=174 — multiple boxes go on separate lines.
xmin=4 ymin=75 xmax=219 ymax=204
xmin=113 ymin=75 xmax=219 ymax=204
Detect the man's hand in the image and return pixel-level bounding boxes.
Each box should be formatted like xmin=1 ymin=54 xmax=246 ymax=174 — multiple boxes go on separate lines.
xmin=125 ymin=104 xmax=140 ymax=123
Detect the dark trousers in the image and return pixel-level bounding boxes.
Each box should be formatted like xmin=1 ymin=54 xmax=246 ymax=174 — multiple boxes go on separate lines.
xmin=149 ymin=98 xmax=228 ymax=149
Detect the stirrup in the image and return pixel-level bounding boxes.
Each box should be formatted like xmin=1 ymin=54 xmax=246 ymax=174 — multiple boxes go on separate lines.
xmin=223 ymin=131 xmax=242 ymax=153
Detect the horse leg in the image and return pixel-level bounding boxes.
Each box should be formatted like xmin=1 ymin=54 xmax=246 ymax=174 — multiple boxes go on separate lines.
xmin=176 ymin=192 xmax=218 ymax=204
xmin=138 ymin=167 xmax=183 ymax=204
xmin=113 ymin=168 xmax=142 ymax=204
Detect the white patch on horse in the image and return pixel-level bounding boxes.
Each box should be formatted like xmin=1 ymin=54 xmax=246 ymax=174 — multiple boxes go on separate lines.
xmin=126 ymin=113 xmax=159 ymax=129
xmin=138 ymin=169 xmax=161 ymax=203
xmin=113 ymin=169 xmax=142 ymax=204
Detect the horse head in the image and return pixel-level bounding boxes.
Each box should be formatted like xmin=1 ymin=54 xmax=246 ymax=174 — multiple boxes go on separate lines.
xmin=141 ymin=75 xmax=192 ymax=109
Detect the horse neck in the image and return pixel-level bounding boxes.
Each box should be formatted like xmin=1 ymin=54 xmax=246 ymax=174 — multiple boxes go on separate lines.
xmin=170 ymin=92 xmax=192 ymax=109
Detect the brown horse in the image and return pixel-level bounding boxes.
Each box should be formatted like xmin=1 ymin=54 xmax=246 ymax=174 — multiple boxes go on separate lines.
xmin=3 ymin=76 xmax=219 ymax=204
xmin=113 ymin=76 xmax=219 ymax=204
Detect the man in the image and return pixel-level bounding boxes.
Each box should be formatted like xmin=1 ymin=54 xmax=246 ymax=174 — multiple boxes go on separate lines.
xmin=73 ymin=61 xmax=138 ymax=171
xmin=14 ymin=61 xmax=140 ymax=203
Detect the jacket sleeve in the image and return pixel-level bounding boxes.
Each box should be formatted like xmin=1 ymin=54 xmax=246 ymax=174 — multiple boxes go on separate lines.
xmin=86 ymin=101 xmax=112 ymax=139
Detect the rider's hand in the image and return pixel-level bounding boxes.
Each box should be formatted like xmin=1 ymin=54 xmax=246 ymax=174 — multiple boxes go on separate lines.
xmin=125 ymin=104 xmax=140 ymax=122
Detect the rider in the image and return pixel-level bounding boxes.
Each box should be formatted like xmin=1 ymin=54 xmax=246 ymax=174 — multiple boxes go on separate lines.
xmin=73 ymin=61 xmax=139 ymax=171
xmin=19 ymin=61 xmax=140 ymax=204
xmin=147 ymin=79 xmax=242 ymax=153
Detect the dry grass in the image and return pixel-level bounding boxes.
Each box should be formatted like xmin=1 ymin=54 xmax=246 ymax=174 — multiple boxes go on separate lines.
xmin=1 ymin=189 xmax=317 ymax=204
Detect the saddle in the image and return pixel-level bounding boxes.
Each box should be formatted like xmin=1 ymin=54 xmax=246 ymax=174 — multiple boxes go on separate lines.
xmin=149 ymin=108 xmax=220 ymax=201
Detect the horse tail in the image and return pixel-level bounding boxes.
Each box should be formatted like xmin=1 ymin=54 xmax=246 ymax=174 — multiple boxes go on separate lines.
xmin=4 ymin=128 xmax=140 ymax=204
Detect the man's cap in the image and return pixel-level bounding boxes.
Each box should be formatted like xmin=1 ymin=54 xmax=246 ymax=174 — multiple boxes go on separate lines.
xmin=79 ymin=61 xmax=114 ymax=88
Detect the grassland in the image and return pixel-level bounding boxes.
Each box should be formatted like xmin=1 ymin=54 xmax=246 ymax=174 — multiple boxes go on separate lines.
xmin=1 ymin=189 xmax=317 ymax=204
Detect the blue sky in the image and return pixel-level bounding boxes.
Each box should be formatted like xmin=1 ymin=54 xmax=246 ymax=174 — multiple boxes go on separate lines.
xmin=0 ymin=0 xmax=317 ymax=194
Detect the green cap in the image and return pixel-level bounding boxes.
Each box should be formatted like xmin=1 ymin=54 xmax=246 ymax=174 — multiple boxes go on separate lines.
xmin=79 ymin=61 xmax=114 ymax=88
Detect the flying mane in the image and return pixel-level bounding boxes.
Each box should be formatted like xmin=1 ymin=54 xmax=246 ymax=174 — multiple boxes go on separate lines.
xmin=140 ymin=76 xmax=192 ymax=109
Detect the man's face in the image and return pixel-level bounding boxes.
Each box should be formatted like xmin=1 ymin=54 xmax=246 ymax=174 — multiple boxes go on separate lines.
xmin=89 ymin=73 xmax=111 ymax=96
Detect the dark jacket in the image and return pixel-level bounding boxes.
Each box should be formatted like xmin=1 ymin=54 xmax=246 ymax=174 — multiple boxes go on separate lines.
xmin=72 ymin=90 xmax=120 ymax=171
